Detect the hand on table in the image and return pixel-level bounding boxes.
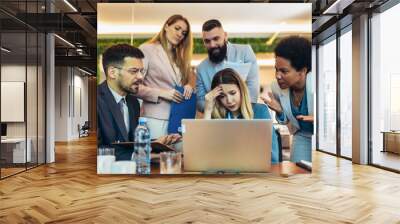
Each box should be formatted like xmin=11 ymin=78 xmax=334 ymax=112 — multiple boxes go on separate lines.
xmin=155 ymin=134 xmax=182 ymax=145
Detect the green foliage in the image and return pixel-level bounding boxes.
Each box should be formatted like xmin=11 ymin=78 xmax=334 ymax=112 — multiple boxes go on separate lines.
xmin=97 ymin=37 xmax=280 ymax=84
xmin=97 ymin=38 xmax=147 ymax=57
xmin=97 ymin=37 xmax=280 ymax=56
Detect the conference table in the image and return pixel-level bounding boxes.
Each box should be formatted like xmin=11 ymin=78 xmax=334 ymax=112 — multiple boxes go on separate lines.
xmin=151 ymin=161 xmax=311 ymax=177
xmin=100 ymin=157 xmax=310 ymax=176
xmin=147 ymin=161 xmax=310 ymax=176
xmin=105 ymin=141 xmax=311 ymax=176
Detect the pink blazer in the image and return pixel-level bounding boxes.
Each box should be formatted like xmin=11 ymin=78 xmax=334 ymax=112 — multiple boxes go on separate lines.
xmin=136 ymin=43 xmax=181 ymax=120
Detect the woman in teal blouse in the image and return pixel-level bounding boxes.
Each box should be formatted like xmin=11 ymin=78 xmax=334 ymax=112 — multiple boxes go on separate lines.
xmin=203 ymin=68 xmax=279 ymax=163
xmin=262 ymin=36 xmax=313 ymax=163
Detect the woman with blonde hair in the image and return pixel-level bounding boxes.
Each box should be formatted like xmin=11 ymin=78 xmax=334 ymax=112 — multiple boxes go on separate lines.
xmin=137 ymin=14 xmax=195 ymax=139
xmin=204 ymin=68 xmax=279 ymax=163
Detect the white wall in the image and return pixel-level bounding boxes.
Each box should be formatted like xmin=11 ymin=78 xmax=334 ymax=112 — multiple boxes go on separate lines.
xmin=72 ymin=72 xmax=89 ymax=138
xmin=55 ymin=66 xmax=68 ymax=141
xmin=54 ymin=67 xmax=89 ymax=141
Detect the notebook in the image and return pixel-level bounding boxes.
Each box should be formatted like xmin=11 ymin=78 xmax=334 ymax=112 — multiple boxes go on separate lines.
xmin=112 ymin=141 xmax=176 ymax=153
xmin=167 ymin=86 xmax=197 ymax=134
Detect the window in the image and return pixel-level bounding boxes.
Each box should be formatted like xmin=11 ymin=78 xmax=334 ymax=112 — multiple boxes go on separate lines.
xmin=0 ymin=2 xmax=46 ymax=179
xmin=317 ymin=36 xmax=337 ymax=154
xmin=339 ymin=28 xmax=352 ymax=158
xmin=370 ymin=3 xmax=400 ymax=171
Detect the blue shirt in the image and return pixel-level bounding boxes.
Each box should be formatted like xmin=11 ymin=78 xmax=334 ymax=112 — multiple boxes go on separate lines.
xmin=196 ymin=42 xmax=260 ymax=112
xmin=290 ymin=91 xmax=313 ymax=134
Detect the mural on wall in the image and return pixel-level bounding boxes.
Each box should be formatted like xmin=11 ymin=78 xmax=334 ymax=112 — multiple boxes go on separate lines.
xmin=96 ymin=3 xmax=313 ymax=175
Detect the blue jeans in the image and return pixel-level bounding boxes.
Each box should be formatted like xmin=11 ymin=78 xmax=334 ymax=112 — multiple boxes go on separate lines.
xmin=290 ymin=132 xmax=312 ymax=162
xmin=271 ymin=128 xmax=280 ymax=164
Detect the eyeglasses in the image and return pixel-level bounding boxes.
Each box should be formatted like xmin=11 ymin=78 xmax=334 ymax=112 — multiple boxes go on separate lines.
xmin=114 ymin=66 xmax=145 ymax=76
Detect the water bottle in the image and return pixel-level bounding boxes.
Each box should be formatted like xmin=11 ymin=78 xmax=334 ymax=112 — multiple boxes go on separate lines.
xmin=134 ymin=117 xmax=152 ymax=174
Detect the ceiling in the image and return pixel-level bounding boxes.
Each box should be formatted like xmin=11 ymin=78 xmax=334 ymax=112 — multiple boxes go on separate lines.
xmin=0 ymin=0 xmax=393 ymax=74
xmin=98 ymin=3 xmax=311 ymax=38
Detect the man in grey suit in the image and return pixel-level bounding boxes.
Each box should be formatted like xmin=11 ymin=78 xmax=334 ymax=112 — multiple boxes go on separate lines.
xmin=97 ymin=44 xmax=180 ymax=160
xmin=196 ymin=19 xmax=260 ymax=111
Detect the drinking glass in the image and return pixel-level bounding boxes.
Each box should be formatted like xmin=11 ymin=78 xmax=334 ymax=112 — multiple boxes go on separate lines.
xmin=160 ymin=152 xmax=182 ymax=174
xmin=97 ymin=147 xmax=115 ymax=174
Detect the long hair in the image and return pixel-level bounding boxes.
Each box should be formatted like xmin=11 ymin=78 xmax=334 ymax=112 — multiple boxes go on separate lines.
xmin=210 ymin=68 xmax=254 ymax=119
xmin=148 ymin=14 xmax=193 ymax=85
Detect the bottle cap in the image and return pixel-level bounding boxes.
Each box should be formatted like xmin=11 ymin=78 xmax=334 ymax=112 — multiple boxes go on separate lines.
xmin=138 ymin=117 xmax=147 ymax=125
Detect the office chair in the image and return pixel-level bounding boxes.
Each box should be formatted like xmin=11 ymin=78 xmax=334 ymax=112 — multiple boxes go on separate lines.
xmin=78 ymin=121 xmax=90 ymax=138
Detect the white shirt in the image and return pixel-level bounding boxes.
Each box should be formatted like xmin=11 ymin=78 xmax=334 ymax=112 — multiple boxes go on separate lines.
xmin=108 ymin=86 xmax=130 ymax=132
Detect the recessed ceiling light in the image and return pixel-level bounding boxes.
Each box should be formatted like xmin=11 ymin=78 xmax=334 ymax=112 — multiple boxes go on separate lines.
xmin=323 ymin=0 xmax=354 ymax=15
xmin=1 ymin=47 xmax=11 ymax=53
xmin=54 ymin=34 xmax=75 ymax=48
xmin=78 ymin=67 xmax=92 ymax=76
xmin=63 ymin=0 xmax=78 ymax=12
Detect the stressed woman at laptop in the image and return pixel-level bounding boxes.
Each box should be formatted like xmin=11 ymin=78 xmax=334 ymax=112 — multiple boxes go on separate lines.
xmin=203 ymin=68 xmax=279 ymax=163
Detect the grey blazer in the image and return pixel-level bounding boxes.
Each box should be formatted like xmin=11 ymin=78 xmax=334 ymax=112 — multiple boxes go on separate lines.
xmin=270 ymin=73 xmax=314 ymax=135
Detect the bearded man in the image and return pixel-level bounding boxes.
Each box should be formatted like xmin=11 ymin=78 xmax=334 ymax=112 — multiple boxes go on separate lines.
xmin=196 ymin=19 xmax=260 ymax=112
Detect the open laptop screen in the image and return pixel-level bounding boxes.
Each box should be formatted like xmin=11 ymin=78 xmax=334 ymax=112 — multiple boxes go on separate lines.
xmin=182 ymin=119 xmax=272 ymax=173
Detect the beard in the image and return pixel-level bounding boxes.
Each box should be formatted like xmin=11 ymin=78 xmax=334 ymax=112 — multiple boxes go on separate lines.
xmin=125 ymin=85 xmax=139 ymax=94
xmin=118 ymin=79 xmax=141 ymax=95
xmin=208 ymin=42 xmax=227 ymax=64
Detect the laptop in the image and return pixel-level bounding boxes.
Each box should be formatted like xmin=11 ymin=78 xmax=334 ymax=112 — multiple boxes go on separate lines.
xmin=182 ymin=119 xmax=272 ymax=173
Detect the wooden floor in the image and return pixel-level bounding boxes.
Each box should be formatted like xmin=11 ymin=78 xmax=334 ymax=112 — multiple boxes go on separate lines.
xmin=1 ymin=136 xmax=400 ymax=223
xmin=1 ymin=167 xmax=26 ymax=178
xmin=1 ymin=163 xmax=45 ymax=178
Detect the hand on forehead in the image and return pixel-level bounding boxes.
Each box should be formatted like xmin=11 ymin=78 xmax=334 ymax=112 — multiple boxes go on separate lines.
xmin=219 ymin=83 xmax=237 ymax=93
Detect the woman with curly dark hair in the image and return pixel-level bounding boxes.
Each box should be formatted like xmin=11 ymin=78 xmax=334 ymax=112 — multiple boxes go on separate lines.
xmin=262 ymin=36 xmax=313 ymax=163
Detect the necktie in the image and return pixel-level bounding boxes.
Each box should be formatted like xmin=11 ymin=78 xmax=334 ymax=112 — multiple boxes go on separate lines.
xmin=119 ymin=98 xmax=129 ymax=132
